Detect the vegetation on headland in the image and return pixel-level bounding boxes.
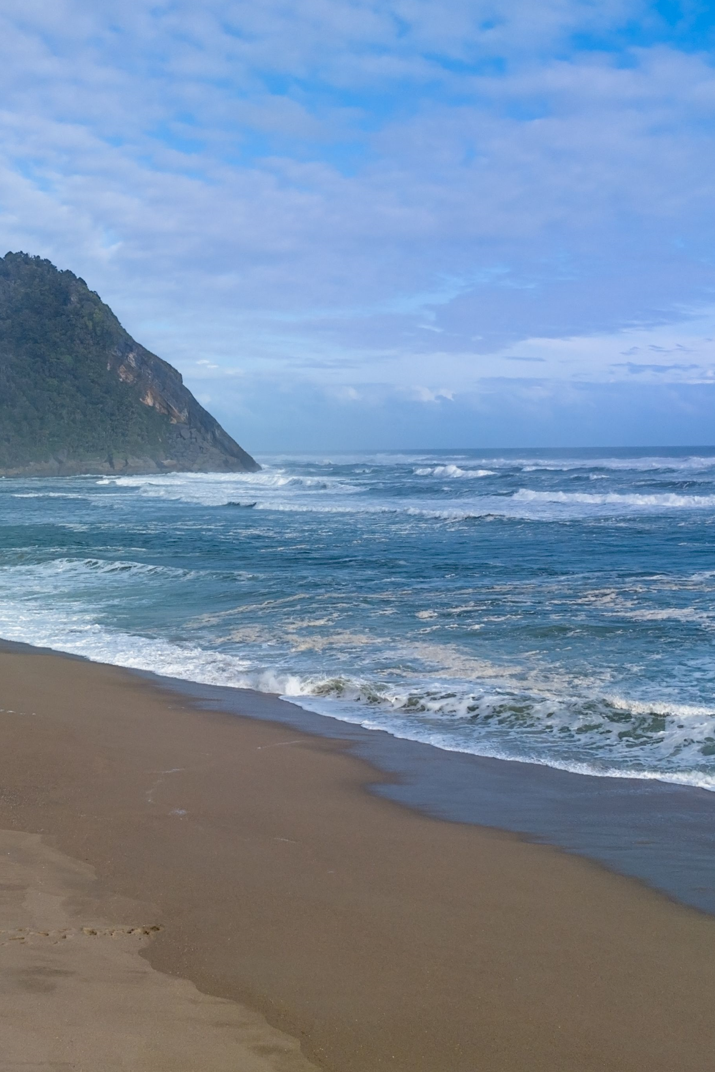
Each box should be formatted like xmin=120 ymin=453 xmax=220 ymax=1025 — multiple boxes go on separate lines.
xmin=0 ymin=252 xmax=258 ymax=475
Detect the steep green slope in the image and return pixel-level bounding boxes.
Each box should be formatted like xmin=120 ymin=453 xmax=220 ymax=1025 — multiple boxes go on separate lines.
xmin=0 ymin=252 xmax=259 ymax=475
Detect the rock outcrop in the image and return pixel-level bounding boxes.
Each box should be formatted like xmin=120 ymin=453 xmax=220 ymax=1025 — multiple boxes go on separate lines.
xmin=0 ymin=252 xmax=259 ymax=475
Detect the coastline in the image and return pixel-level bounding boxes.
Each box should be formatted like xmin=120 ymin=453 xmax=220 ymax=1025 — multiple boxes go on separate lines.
xmin=0 ymin=642 xmax=714 ymax=1070
xmin=161 ymin=671 xmax=715 ymax=916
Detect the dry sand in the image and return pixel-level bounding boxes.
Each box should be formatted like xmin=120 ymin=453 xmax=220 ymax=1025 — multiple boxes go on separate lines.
xmin=0 ymin=646 xmax=713 ymax=1071
xmin=0 ymin=828 xmax=318 ymax=1072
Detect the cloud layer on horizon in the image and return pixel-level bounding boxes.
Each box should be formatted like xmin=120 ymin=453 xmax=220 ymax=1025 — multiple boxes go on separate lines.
xmin=1 ymin=0 xmax=714 ymax=447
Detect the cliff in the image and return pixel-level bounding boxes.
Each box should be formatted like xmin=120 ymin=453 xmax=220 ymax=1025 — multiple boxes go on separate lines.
xmin=0 ymin=252 xmax=259 ymax=476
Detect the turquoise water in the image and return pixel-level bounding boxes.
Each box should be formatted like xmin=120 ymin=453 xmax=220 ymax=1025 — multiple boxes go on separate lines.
xmin=1 ymin=447 xmax=715 ymax=790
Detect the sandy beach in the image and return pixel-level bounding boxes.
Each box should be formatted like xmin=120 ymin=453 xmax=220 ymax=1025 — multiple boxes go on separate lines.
xmin=0 ymin=645 xmax=714 ymax=1072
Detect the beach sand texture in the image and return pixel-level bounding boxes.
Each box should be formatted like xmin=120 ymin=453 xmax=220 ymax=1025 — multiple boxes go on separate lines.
xmin=0 ymin=829 xmax=318 ymax=1072
xmin=0 ymin=646 xmax=713 ymax=1071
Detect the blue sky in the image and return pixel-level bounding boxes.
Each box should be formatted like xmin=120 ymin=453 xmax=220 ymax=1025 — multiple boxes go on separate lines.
xmin=1 ymin=1 xmax=715 ymax=450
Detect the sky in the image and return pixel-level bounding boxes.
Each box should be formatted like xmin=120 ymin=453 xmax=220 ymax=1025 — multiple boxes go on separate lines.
xmin=1 ymin=1 xmax=715 ymax=451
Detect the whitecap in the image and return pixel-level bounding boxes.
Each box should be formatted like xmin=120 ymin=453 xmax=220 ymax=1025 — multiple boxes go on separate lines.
xmin=413 ymin=465 xmax=494 ymax=478
xmin=513 ymin=489 xmax=715 ymax=509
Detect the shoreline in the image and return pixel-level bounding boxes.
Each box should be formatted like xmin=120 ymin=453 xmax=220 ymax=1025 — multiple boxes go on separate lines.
xmin=3 ymin=638 xmax=715 ymax=915
xmin=160 ymin=670 xmax=715 ymax=916
xmin=3 ymin=637 xmax=715 ymax=916
xmin=0 ymin=641 xmax=714 ymax=1068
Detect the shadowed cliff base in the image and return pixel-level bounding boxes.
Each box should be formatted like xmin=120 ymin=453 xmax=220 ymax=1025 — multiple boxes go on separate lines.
xmin=0 ymin=252 xmax=259 ymax=475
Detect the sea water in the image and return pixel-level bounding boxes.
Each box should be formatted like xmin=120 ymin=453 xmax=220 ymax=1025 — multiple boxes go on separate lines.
xmin=1 ymin=446 xmax=715 ymax=793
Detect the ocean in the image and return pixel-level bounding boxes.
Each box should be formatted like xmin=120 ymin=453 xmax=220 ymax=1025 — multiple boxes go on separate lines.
xmin=1 ymin=446 xmax=715 ymax=796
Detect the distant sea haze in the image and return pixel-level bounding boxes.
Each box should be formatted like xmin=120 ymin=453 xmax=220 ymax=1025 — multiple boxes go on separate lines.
xmin=2 ymin=447 xmax=715 ymax=791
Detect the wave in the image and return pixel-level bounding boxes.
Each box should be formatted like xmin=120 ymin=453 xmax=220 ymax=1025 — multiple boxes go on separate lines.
xmin=513 ymin=489 xmax=715 ymax=509
xmin=233 ymin=682 xmax=715 ymax=792
xmin=620 ymin=607 xmax=713 ymax=622
xmin=0 ymin=580 xmax=712 ymax=791
xmin=298 ymin=694 xmax=715 ymax=792
xmin=11 ymin=492 xmax=91 ymax=500
xmin=414 ymin=465 xmax=494 ymax=478
xmin=99 ymin=470 xmax=346 ymax=490
xmin=2 ymin=557 xmax=198 ymax=586
xmin=84 ymin=494 xmax=715 ymax=523
xmin=97 ymin=469 xmax=358 ymax=505
xmin=518 ymin=455 xmax=715 ymax=473
xmin=88 ymin=471 xmax=715 ymax=520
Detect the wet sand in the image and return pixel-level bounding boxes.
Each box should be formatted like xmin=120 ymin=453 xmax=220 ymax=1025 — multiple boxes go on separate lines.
xmin=0 ymin=645 xmax=713 ymax=1071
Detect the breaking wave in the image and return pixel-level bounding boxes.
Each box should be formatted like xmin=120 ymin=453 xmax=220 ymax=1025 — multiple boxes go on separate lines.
xmin=414 ymin=465 xmax=494 ymax=478
xmin=0 ymin=565 xmax=713 ymax=791
xmin=513 ymin=489 xmax=715 ymax=509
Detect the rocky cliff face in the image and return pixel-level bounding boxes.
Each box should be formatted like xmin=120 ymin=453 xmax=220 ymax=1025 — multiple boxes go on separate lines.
xmin=0 ymin=252 xmax=259 ymax=476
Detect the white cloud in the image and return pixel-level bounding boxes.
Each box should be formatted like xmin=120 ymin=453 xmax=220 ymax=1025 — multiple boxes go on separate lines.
xmin=1 ymin=1 xmax=714 ymax=446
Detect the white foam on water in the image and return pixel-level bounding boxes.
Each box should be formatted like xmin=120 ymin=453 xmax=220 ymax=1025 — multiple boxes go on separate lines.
xmin=513 ymin=488 xmax=715 ymax=509
xmin=95 ymin=469 xmax=360 ymax=509
xmin=413 ymin=465 xmax=494 ymax=478
xmin=0 ymin=569 xmax=712 ymax=793
xmin=620 ymin=607 xmax=713 ymax=622
xmin=12 ymin=492 xmax=92 ymax=500
xmin=518 ymin=455 xmax=715 ymax=473
xmin=291 ymin=693 xmax=715 ymax=793
xmin=29 ymin=466 xmax=705 ymax=524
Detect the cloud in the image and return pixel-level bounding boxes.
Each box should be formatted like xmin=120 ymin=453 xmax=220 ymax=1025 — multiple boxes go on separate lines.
xmin=613 ymin=362 xmax=702 ymax=373
xmin=1 ymin=1 xmax=715 ymax=446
